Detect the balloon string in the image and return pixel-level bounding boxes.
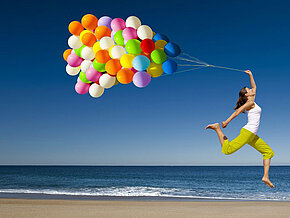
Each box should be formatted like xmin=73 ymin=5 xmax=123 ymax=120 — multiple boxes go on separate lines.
xmin=180 ymin=52 xmax=209 ymax=65
xmin=175 ymin=57 xmax=206 ymax=65
xmin=159 ymin=65 xmax=210 ymax=77
xmin=207 ymin=64 xmax=245 ymax=72
xmin=178 ymin=64 xmax=205 ymax=67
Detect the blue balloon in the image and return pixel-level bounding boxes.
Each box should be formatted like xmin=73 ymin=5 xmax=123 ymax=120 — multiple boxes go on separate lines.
xmin=162 ymin=59 xmax=177 ymax=74
xmin=153 ymin=33 xmax=169 ymax=42
xmin=132 ymin=55 xmax=150 ymax=71
xmin=164 ymin=42 xmax=181 ymax=57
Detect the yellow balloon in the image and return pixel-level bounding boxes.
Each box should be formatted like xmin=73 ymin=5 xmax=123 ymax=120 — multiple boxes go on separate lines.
xmin=155 ymin=40 xmax=167 ymax=50
xmin=120 ymin=54 xmax=135 ymax=68
xmin=93 ymin=41 xmax=101 ymax=53
xmin=147 ymin=62 xmax=163 ymax=77
xmin=108 ymin=45 xmax=116 ymax=58
xmin=80 ymin=30 xmax=92 ymax=42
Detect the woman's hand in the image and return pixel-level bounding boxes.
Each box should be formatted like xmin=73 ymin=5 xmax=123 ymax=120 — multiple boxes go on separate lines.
xmin=222 ymin=121 xmax=228 ymax=128
xmin=244 ymin=70 xmax=252 ymax=75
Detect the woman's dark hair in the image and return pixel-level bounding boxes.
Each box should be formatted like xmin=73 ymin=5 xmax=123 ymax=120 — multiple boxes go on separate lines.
xmin=234 ymin=87 xmax=248 ymax=110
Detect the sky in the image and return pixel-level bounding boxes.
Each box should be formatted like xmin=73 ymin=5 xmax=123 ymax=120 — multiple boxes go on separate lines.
xmin=0 ymin=0 xmax=289 ymax=165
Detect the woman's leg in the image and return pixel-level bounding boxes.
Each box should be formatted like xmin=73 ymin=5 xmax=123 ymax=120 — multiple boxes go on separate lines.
xmin=248 ymin=136 xmax=275 ymax=188
xmin=205 ymin=123 xmax=227 ymax=147
xmin=262 ymin=159 xmax=275 ymax=188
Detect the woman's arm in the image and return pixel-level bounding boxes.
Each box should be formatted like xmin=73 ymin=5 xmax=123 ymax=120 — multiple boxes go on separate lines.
xmin=222 ymin=100 xmax=255 ymax=128
xmin=245 ymin=70 xmax=256 ymax=92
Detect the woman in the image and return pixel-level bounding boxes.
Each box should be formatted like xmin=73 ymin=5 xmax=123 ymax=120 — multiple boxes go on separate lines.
xmin=205 ymin=70 xmax=275 ymax=188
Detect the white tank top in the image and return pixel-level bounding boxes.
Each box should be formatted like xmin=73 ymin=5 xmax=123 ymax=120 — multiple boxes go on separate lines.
xmin=243 ymin=102 xmax=262 ymax=135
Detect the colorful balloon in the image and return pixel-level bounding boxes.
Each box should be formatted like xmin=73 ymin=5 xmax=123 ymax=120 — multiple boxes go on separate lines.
xmin=80 ymin=32 xmax=97 ymax=47
xmin=122 ymin=27 xmax=138 ymax=41
xmin=75 ymin=45 xmax=86 ymax=57
xmin=105 ymin=59 xmax=122 ymax=76
xmin=114 ymin=30 xmax=124 ymax=46
xmin=117 ymin=68 xmax=134 ymax=84
xmin=155 ymin=40 xmax=167 ymax=50
xmin=99 ymin=36 xmax=115 ymax=50
xmin=99 ymin=73 xmax=116 ymax=88
xmin=120 ymin=54 xmax=135 ymax=68
xmin=162 ymin=59 xmax=177 ymax=74
xmin=125 ymin=39 xmax=142 ymax=55
xmin=81 ymin=47 xmax=95 ymax=60
xmin=75 ymin=80 xmax=90 ymax=94
xmin=137 ymin=25 xmax=153 ymax=40
xmin=133 ymin=71 xmax=151 ymax=88
xmin=95 ymin=26 xmax=111 ymax=40
xmin=67 ymin=53 xmax=83 ymax=67
xmin=68 ymin=35 xmax=82 ymax=49
xmin=79 ymin=71 xmax=92 ymax=83
xmin=80 ymin=60 xmax=92 ymax=72
xmin=63 ymin=49 xmax=72 ymax=61
xmin=151 ymin=49 xmax=167 ymax=64
xmin=110 ymin=45 xmax=126 ymax=59
xmin=89 ymin=83 xmax=104 ymax=98
xmin=164 ymin=42 xmax=181 ymax=57
xmin=86 ymin=67 xmax=102 ymax=82
xmin=93 ymin=41 xmax=102 ymax=53
xmin=98 ymin=16 xmax=112 ymax=29
xmin=140 ymin=39 xmax=155 ymax=54
xmin=81 ymin=14 xmax=98 ymax=30
xmin=153 ymin=33 xmax=169 ymax=42
xmin=95 ymin=50 xmax=111 ymax=63
xmin=147 ymin=62 xmax=163 ymax=77
xmin=111 ymin=18 xmax=126 ymax=31
xmin=93 ymin=60 xmax=106 ymax=72
xmin=125 ymin=16 xmax=141 ymax=29
xmin=132 ymin=55 xmax=150 ymax=71
xmin=66 ymin=64 xmax=80 ymax=76
xmin=68 ymin=21 xmax=84 ymax=36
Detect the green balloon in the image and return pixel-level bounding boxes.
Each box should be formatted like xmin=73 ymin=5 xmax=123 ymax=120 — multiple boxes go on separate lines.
xmin=125 ymin=39 xmax=142 ymax=55
xmin=151 ymin=49 xmax=167 ymax=64
xmin=114 ymin=30 xmax=124 ymax=46
xmin=79 ymin=71 xmax=91 ymax=84
xmin=74 ymin=45 xmax=86 ymax=57
xmin=93 ymin=60 xmax=106 ymax=72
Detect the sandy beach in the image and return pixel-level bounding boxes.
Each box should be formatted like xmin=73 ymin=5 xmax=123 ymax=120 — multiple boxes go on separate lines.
xmin=0 ymin=199 xmax=289 ymax=218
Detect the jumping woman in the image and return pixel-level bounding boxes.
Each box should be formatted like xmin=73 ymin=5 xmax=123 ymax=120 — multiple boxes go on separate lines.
xmin=205 ymin=70 xmax=275 ymax=188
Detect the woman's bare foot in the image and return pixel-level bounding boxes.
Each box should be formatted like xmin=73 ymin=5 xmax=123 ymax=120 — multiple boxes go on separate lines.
xmin=262 ymin=177 xmax=275 ymax=188
xmin=205 ymin=123 xmax=220 ymax=130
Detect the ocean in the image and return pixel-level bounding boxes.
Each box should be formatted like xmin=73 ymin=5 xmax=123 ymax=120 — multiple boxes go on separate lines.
xmin=0 ymin=166 xmax=289 ymax=201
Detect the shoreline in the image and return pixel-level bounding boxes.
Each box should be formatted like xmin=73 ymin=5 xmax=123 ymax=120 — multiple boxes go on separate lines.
xmin=1 ymin=198 xmax=290 ymax=218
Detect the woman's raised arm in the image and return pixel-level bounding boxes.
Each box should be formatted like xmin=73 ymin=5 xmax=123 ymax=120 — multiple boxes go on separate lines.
xmin=245 ymin=70 xmax=257 ymax=92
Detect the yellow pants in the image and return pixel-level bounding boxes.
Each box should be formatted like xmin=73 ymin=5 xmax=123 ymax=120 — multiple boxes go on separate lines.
xmin=222 ymin=128 xmax=274 ymax=160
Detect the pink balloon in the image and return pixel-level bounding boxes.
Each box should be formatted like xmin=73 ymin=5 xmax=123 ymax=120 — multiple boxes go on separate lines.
xmin=86 ymin=67 xmax=102 ymax=82
xmin=111 ymin=18 xmax=126 ymax=32
xmin=75 ymin=81 xmax=90 ymax=94
xmin=122 ymin=27 xmax=137 ymax=41
xmin=131 ymin=67 xmax=138 ymax=73
xmin=67 ymin=53 xmax=83 ymax=67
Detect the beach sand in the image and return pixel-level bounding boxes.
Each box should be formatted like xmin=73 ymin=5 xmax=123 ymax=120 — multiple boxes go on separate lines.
xmin=0 ymin=199 xmax=290 ymax=218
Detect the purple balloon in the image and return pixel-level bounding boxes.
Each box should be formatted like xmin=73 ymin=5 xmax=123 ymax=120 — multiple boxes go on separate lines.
xmin=75 ymin=81 xmax=90 ymax=94
xmin=111 ymin=18 xmax=126 ymax=32
xmin=67 ymin=53 xmax=83 ymax=67
xmin=133 ymin=71 xmax=151 ymax=88
xmin=98 ymin=16 xmax=112 ymax=30
xmin=122 ymin=27 xmax=138 ymax=41
xmin=86 ymin=67 xmax=102 ymax=82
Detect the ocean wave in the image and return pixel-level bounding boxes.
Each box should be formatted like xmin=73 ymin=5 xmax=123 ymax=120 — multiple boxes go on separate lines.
xmin=0 ymin=187 xmax=289 ymax=201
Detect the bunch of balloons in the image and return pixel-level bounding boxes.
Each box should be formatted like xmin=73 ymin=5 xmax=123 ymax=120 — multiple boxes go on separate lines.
xmin=63 ymin=14 xmax=181 ymax=98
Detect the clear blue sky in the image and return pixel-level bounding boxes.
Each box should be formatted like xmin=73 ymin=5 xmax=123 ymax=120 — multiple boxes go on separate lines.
xmin=1 ymin=0 xmax=289 ymax=165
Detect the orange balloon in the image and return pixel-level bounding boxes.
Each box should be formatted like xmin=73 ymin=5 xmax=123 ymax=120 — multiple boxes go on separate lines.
xmin=117 ymin=68 xmax=135 ymax=84
xmin=68 ymin=21 xmax=84 ymax=36
xmin=81 ymin=14 xmax=98 ymax=30
xmin=95 ymin=50 xmax=111 ymax=63
xmin=81 ymin=32 xmax=97 ymax=47
xmin=95 ymin=26 xmax=111 ymax=40
xmin=63 ymin=49 xmax=72 ymax=61
xmin=105 ymin=59 xmax=122 ymax=76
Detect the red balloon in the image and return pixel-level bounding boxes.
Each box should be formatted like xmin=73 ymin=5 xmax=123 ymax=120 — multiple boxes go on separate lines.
xmin=140 ymin=39 xmax=155 ymax=54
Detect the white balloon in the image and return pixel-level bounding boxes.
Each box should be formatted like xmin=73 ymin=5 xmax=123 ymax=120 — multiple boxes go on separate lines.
xmin=126 ymin=16 xmax=141 ymax=29
xmin=137 ymin=25 xmax=153 ymax=40
xmin=81 ymin=60 xmax=92 ymax=72
xmin=99 ymin=74 xmax=116 ymax=89
xmin=68 ymin=35 xmax=82 ymax=49
xmin=89 ymin=83 xmax=104 ymax=98
xmin=81 ymin=47 xmax=95 ymax=60
xmin=100 ymin=36 xmax=115 ymax=50
xmin=110 ymin=45 xmax=126 ymax=59
xmin=66 ymin=64 xmax=80 ymax=76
